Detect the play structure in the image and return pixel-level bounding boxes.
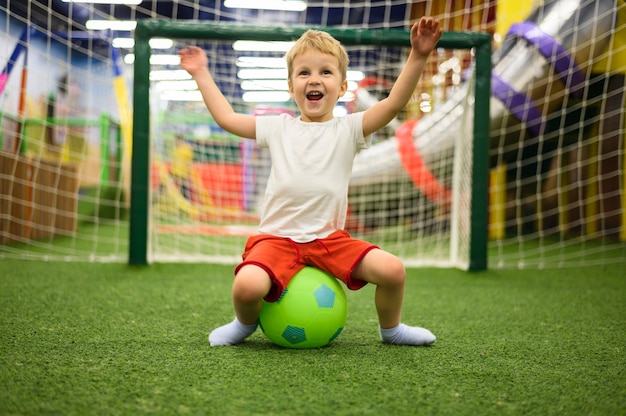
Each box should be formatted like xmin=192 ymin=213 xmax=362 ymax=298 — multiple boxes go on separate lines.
xmin=0 ymin=112 xmax=122 ymax=243
xmin=0 ymin=26 xmax=124 ymax=245
xmin=151 ymin=156 xmax=257 ymax=223
xmin=353 ymin=0 xmax=616 ymax=177
xmin=349 ymin=0 xmax=623 ymax=240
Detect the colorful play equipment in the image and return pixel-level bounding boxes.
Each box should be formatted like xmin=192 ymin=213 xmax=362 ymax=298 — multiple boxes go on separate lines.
xmin=350 ymin=0 xmax=623 ymax=240
xmin=152 ymin=158 xmax=258 ymax=223
xmin=0 ymin=112 xmax=122 ymax=243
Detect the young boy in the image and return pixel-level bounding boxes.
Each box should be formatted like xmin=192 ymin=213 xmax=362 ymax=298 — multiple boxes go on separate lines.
xmin=179 ymin=17 xmax=443 ymax=347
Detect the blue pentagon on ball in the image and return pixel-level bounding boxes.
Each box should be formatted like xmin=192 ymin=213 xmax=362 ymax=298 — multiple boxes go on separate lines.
xmin=314 ymin=285 xmax=336 ymax=308
xmin=259 ymin=267 xmax=348 ymax=348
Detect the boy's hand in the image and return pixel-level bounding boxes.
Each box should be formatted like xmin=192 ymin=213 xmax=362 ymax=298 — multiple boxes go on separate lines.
xmin=179 ymin=46 xmax=209 ymax=76
xmin=411 ymin=17 xmax=443 ymax=57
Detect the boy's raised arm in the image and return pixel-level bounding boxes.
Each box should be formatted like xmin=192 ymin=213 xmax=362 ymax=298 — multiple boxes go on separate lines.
xmin=362 ymin=17 xmax=442 ymax=137
xmin=179 ymin=46 xmax=257 ymax=140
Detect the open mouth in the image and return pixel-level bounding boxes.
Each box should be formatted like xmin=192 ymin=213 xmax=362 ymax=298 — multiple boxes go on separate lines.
xmin=306 ymin=91 xmax=324 ymax=101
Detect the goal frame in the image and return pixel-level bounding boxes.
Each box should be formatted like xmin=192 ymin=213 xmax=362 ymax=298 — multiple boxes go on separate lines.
xmin=129 ymin=21 xmax=491 ymax=270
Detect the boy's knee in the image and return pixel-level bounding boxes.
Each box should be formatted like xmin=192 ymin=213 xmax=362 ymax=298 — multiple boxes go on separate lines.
xmin=384 ymin=257 xmax=406 ymax=285
xmin=233 ymin=265 xmax=271 ymax=303
xmin=356 ymin=249 xmax=406 ymax=286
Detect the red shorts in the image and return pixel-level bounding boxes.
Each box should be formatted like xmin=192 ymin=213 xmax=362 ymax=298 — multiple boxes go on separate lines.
xmin=235 ymin=230 xmax=378 ymax=302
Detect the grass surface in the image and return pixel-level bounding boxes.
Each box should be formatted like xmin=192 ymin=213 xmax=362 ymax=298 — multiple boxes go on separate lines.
xmin=1 ymin=260 xmax=625 ymax=415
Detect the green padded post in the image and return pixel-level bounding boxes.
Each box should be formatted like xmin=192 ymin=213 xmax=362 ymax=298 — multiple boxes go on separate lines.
xmin=469 ymin=34 xmax=491 ymax=271
xmin=128 ymin=22 xmax=152 ymax=265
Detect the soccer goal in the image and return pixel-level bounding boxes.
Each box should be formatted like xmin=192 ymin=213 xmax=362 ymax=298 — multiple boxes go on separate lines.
xmin=129 ymin=21 xmax=491 ymax=270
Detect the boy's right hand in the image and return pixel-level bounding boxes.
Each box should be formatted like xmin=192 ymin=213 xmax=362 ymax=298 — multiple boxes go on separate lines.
xmin=179 ymin=46 xmax=209 ymax=76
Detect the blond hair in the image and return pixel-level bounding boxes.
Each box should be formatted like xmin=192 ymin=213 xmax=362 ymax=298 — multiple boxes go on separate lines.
xmin=285 ymin=29 xmax=350 ymax=82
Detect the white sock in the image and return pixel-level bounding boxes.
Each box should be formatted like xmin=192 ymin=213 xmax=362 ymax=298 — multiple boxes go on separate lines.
xmin=380 ymin=323 xmax=436 ymax=346
xmin=208 ymin=318 xmax=258 ymax=346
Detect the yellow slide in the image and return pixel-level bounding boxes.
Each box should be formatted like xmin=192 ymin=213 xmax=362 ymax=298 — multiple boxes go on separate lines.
xmin=153 ymin=161 xmax=255 ymax=222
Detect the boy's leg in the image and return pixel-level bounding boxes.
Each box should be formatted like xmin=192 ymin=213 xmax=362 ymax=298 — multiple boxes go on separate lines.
xmin=352 ymin=249 xmax=436 ymax=346
xmin=209 ymin=264 xmax=272 ymax=346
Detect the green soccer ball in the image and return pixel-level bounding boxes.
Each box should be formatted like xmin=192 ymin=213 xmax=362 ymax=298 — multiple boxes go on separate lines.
xmin=259 ymin=267 xmax=348 ymax=348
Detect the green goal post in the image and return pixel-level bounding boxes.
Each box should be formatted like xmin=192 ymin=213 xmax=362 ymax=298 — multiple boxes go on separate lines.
xmin=129 ymin=21 xmax=491 ymax=270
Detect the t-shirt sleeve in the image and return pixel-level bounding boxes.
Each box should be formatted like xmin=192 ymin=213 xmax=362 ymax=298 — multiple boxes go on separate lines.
xmin=352 ymin=112 xmax=372 ymax=151
xmin=255 ymin=116 xmax=269 ymax=148
xmin=256 ymin=114 xmax=287 ymax=148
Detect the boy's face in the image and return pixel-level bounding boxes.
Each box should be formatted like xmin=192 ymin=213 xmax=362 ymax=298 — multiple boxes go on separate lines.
xmin=288 ymin=50 xmax=348 ymax=123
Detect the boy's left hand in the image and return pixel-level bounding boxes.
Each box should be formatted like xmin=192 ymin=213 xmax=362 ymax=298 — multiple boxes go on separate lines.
xmin=411 ymin=17 xmax=443 ymax=57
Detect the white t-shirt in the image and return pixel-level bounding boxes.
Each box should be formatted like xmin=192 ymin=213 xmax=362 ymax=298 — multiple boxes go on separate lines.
xmin=255 ymin=112 xmax=371 ymax=242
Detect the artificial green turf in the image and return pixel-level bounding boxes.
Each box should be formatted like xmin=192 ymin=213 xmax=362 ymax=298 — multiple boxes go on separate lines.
xmin=0 ymin=260 xmax=624 ymax=415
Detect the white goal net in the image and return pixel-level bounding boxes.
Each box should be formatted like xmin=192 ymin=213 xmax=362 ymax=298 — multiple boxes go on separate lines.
xmin=133 ymin=22 xmax=483 ymax=269
xmin=1 ymin=0 xmax=624 ymax=269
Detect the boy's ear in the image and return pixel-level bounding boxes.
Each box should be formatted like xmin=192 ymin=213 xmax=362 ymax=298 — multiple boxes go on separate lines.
xmin=288 ymin=80 xmax=295 ymax=98
xmin=338 ymin=79 xmax=348 ymax=98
